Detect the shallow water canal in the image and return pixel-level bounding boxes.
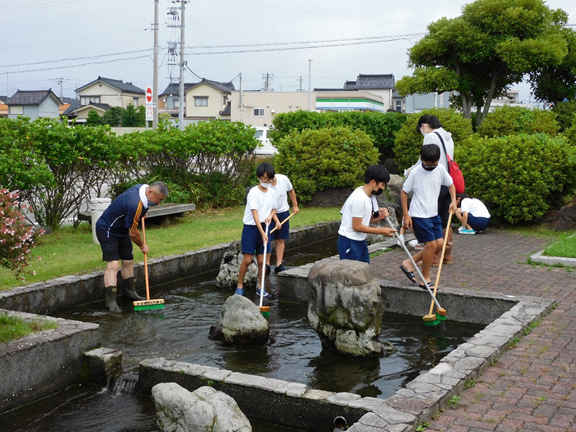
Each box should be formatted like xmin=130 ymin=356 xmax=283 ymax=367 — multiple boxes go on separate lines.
xmin=2 ymin=239 xmax=483 ymax=431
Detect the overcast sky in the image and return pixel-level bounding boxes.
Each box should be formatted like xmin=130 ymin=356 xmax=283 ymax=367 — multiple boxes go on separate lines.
xmin=1 ymin=0 xmax=575 ymax=103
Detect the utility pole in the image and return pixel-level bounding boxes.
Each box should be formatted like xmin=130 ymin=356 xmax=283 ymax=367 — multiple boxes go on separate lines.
xmin=308 ymin=59 xmax=313 ymax=111
xmin=262 ymin=73 xmax=274 ymax=91
xmin=299 ymin=73 xmax=303 ymax=92
xmin=179 ymin=0 xmax=186 ymax=131
xmin=239 ymin=72 xmax=244 ymax=123
xmin=152 ymin=0 xmax=159 ymax=128
xmin=52 ymin=77 xmax=68 ymax=102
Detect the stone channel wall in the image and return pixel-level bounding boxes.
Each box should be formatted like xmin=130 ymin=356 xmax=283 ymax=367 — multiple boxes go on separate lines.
xmin=0 ymin=309 xmax=99 ymax=413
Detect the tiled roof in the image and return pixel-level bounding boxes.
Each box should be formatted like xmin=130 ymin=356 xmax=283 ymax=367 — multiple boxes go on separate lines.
xmin=73 ymin=102 xmax=112 ymax=113
xmin=343 ymin=74 xmax=395 ymax=90
xmin=63 ymin=99 xmax=81 ymax=116
xmin=76 ymin=77 xmax=145 ymax=94
xmin=160 ymin=83 xmax=195 ymax=96
xmin=7 ymin=89 xmax=61 ymax=106
xmin=161 ymin=79 xmax=235 ymax=96
xmin=198 ymin=78 xmax=235 ymax=93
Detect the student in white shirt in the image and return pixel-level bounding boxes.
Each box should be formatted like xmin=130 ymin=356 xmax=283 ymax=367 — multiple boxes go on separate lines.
xmin=236 ymin=162 xmax=277 ymax=298
xmin=265 ymin=173 xmax=299 ymax=274
xmin=455 ymin=193 xmax=491 ymax=234
xmin=337 ymin=164 xmax=396 ymax=263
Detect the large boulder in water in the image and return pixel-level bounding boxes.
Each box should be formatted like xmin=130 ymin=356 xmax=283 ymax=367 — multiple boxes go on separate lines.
xmin=307 ymin=260 xmax=391 ymax=357
xmin=208 ymin=295 xmax=269 ymax=346
xmin=215 ymin=240 xmax=258 ymax=290
xmin=152 ymin=383 xmax=251 ymax=432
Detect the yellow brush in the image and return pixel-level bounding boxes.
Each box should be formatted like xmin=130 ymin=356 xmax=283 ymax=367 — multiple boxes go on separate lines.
xmin=133 ymin=218 xmax=165 ymax=312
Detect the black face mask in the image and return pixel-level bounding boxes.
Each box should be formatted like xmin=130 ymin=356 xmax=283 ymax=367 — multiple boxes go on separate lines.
xmin=422 ymin=163 xmax=437 ymax=171
xmin=371 ymin=187 xmax=384 ymax=196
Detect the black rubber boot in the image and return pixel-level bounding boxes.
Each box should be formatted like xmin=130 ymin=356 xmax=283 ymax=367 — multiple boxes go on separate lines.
xmin=122 ymin=276 xmax=145 ymax=301
xmin=105 ymin=286 xmax=122 ymax=313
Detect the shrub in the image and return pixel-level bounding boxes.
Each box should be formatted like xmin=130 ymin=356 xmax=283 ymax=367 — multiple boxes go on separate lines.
xmin=393 ymin=108 xmax=473 ymax=171
xmin=457 ymin=134 xmax=576 ymax=224
xmin=552 ymin=101 xmax=576 ymax=132
xmin=478 ymin=106 xmax=559 ymax=138
xmin=270 ymin=110 xmax=408 ymax=163
xmin=274 ymin=126 xmax=379 ymax=202
xmin=0 ymin=189 xmax=43 ymax=280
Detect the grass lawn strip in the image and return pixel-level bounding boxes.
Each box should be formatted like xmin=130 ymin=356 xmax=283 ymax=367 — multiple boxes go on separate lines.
xmin=0 ymin=313 xmax=58 ymax=343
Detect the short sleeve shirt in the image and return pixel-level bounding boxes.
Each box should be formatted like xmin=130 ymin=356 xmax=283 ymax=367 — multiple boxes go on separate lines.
xmin=403 ymin=165 xmax=453 ymax=218
xmin=96 ymin=184 xmax=148 ymax=238
xmin=338 ymin=187 xmax=372 ymax=241
xmin=243 ymin=186 xmax=277 ymax=225
xmin=271 ymin=174 xmax=293 ymax=213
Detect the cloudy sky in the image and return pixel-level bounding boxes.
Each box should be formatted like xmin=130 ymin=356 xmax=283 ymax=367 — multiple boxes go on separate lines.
xmin=1 ymin=0 xmax=575 ymax=103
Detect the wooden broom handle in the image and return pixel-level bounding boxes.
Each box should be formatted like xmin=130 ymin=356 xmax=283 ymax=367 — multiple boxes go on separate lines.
xmin=142 ymin=217 xmax=151 ymax=301
xmin=270 ymin=212 xmax=295 ymax=233
xmin=428 ymin=210 xmax=453 ymax=316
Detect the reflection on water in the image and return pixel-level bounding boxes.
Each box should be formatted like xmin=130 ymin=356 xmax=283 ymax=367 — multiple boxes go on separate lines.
xmin=1 ymin=238 xmax=483 ymax=432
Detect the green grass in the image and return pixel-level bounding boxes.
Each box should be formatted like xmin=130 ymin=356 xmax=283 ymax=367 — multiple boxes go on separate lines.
xmin=0 ymin=313 xmax=58 ymax=342
xmin=543 ymin=230 xmax=576 ymax=258
xmin=0 ymin=206 xmax=342 ymax=291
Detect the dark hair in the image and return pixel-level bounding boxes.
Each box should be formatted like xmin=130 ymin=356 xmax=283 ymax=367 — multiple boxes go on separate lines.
xmin=456 ymin=192 xmax=469 ymax=208
xmin=420 ymin=144 xmax=440 ymax=163
xmin=363 ymin=164 xmax=390 ymax=184
xmin=256 ymin=162 xmax=275 ymax=179
xmin=416 ymin=114 xmax=442 ymax=133
xmin=150 ymin=181 xmax=169 ymax=197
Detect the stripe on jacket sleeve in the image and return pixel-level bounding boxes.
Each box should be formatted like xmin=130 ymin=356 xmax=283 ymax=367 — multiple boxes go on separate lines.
xmin=131 ymin=201 xmax=143 ymax=230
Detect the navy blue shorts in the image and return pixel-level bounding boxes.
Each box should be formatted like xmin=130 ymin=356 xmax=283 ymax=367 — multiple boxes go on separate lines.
xmin=337 ymin=235 xmax=370 ymax=263
xmin=411 ymin=215 xmax=444 ymax=243
xmin=467 ymin=214 xmax=490 ymax=231
xmin=241 ymin=223 xmax=270 ymax=255
xmin=270 ymin=210 xmax=290 ymax=241
xmin=96 ymin=230 xmax=133 ymax=262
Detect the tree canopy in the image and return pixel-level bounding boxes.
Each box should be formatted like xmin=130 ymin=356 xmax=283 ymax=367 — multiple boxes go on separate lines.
xmin=396 ymin=0 xmax=570 ymax=126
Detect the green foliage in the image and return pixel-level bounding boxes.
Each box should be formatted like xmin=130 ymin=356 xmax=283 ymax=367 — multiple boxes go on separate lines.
xmin=563 ymin=121 xmax=576 ymax=144
xmin=457 ymin=133 xmax=576 ymax=223
xmin=121 ymin=104 xmax=145 ymax=127
xmin=85 ymin=109 xmax=103 ymax=126
xmin=552 ymin=101 xmax=576 ymax=132
xmin=398 ymin=0 xmax=570 ymax=124
xmin=274 ymin=126 xmax=379 ymax=202
xmin=270 ymin=110 xmax=408 ymax=162
xmin=393 ymin=108 xmax=473 ymax=171
xmin=478 ymin=106 xmax=559 ymax=138
xmin=0 ymin=189 xmax=43 ymax=279
xmin=102 ymin=106 xmax=124 ymax=127
xmin=0 ymin=313 xmax=57 ymax=343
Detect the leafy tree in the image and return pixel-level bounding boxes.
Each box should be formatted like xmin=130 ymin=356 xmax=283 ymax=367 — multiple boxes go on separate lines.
xmin=478 ymin=106 xmax=559 ymax=138
xmin=85 ymin=109 xmax=103 ymax=126
xmin=529 ymin=27 xmax=576 ymax=106
xmin=102 ymin=106 xmax=124 ymax=127
xmin=393 ymin=108 xmax=473 ymax=171
xmin=274 ymin=126 xmax=379 ymax=202
xmin=121 ymin=104 xmax=144 ymax=127
xmin=396 ymin=0 xmax=570 ymax=126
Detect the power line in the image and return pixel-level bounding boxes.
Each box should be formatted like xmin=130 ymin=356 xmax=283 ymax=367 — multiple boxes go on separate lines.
xmin=0 ymin=0 xmax=92 ymax=14
xmin=4 ymin=55 xmax=151 ymax=75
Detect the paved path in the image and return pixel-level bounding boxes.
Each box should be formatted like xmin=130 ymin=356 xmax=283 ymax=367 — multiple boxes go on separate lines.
xmin=370 ymin=230 xmax=576 ymax=432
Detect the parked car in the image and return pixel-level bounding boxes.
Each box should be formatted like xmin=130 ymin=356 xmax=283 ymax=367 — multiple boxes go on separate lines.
xmin=253 ymin=127 xmax=277 ymax=155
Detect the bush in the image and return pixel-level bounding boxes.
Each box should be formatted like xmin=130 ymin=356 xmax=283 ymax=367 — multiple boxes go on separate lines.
xmin=274 ymin=126 xmax=379 ymax=202
xmin=270 ymin=110 xmax=408 ymax=163
xmin=552 ymin=101 xmax=576 ymax=132
xmin=0 ymin=189 xmax=43 ymax=280
xmin=477 ymin=106 xmax=559 ymax=138
xmin=393 ymin=108 xmax=473 ymax=171
xmin=456 ymin=134 xmax=576 ymax=224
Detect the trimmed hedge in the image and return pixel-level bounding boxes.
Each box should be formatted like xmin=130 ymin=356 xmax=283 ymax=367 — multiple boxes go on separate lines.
xmin=477 ymin=106 xmax=559 ymax=138
xmin=457 ymin=133 xmax=576 ymax=224
xmin=274 ymin=126 xmax=379 ymax=203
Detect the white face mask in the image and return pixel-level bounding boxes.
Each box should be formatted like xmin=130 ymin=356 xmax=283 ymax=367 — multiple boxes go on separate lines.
xmin=260 ymin=182 xmax=271 ymax=188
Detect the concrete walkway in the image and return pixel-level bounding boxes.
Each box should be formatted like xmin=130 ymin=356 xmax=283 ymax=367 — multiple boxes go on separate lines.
xmin=370 ymin=230 xmax=576 ymax=432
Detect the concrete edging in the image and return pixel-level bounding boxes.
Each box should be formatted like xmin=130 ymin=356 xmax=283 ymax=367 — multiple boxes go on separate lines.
xmin=0 ymin=309 xmax=99 ymax=413
xmin=529 ymin=250 xmax=576 ymax=267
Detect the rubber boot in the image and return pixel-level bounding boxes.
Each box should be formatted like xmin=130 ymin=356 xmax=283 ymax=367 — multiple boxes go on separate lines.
xmin=122 ymin=276 xmax=145 ymax=301
xmin=105 ymin=286 xmax=122 ymax=313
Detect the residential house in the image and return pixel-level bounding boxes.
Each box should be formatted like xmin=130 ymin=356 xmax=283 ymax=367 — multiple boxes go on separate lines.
xmin=71 ymin=77 xmax=145 ymax=122
xmin=0 ymin=95 xmax=7 ymax=118
xmin=6 ymin=89 xmax=62 ymax=120
xmin=158 ymin=82 xmax=195 ymax=117
xmin=404 ymin=92 xmax=451 ymax=113
xmin=184 ymin=79 xmax=235 ymax=121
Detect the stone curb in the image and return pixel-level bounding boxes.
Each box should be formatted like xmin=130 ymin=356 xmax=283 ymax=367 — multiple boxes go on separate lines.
xmin=529 ymin=250 xmax=576 ymax=267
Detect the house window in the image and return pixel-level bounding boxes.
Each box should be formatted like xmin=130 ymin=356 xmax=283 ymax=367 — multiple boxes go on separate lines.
xmin=9 ymin=106 xmax=23 ymax=115
xmin=133 ymin=97 xmax=139 ymax=106
xmin=395 ymin=100 xmax=402 ymax=111
xmin=194 ymin=96 xmax=208 ymax=107
xmin=81 ymin=96 xmax=100 ymax=106
xmin=223 ymin=95 xmax=228 ymax=105
xmin=254 ymin=108 xmax=265 ymax=117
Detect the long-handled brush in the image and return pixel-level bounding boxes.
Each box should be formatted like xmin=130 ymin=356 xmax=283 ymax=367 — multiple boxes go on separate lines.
xmin=270 ymin=212 xmax=296 ymax=234
xmin=423 ymin=210 xmax=453 ymax=326
xmin=133 ymin=218 xmax=165 ymax=312
xmin=385 ymin=216 xmax=447 ymax=317
xmin=259 ymin=222 xmax=271 ymax=318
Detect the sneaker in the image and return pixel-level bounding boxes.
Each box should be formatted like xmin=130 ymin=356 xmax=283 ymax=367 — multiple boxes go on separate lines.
xmin=256 ymin=288 xmax=270 ymax=298
xmin=265 ymin=264 xmax=271 ymax=275
xmin=274 ymin=264 xmax=286 ymax=274
xmin=396 ymin=234 xmax=405 ymax=247
xmin=414 ymin=243 xmax=426 ymax=251
xmin=458 ymin=226 xmax=467 ymax=233
xmin=460 ymin=228 xmax=476 ymax=235
xmin=408 ymin=239 xmax=419 ymax=248
xmin=234 ymin=287 xmax=245 ymax=296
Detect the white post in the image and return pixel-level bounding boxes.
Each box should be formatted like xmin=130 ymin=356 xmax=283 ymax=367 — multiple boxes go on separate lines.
xmin=90 ymin=198 xmax=111 ymax=244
